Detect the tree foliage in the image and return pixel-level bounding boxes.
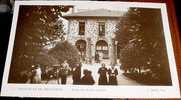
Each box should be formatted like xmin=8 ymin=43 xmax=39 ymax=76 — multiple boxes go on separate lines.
xmin=8 ymin=5 xmax=72 ymax=83
xmin=49 ymin=41 xmax=80 ymax=68
xmin=115 ymin=8 xmax=172 ymax=85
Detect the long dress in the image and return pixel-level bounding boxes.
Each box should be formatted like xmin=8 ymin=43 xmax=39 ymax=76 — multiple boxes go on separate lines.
xmin=72 ymin=66 xmax=81 ymax=84
xmin=108 ymin=67 xmax=118 ymax=85
xmin=60 ymin=62 xmax=70 ymax=84
xmin=81 ymin=71 xmax=95 ymax=85
xmin=33 ymin=67 xmax=42 ymax=84
xmin=95 ymin=53 xmax=100 ymax=63
xmin=81 ymin=75 xmax=95 ymax=85
xmin=98 ymin=67 xmax=108 ymax=85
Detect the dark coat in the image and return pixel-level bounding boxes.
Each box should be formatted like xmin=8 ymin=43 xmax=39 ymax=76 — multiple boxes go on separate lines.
xmin=108 ymin=68 xmax=118 ymax=85
xmin=72 ymin=66 xmax=81 ymax=84
xmin=81 ymin=71 xmax=95 ymax=85
xmin=98 ymin=67 xmax=108 ymax=85
xmin=95 ymin=53 xmax=100 ymax=63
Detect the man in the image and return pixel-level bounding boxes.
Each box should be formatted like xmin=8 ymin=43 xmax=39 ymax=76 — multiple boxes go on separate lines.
xmin=98 ymin=63 xmax=108 ymax=85
xmin=60 ymin=60 xmax=70 ymax=84
xmin=72 ymin=63 xmax=81 ymax=84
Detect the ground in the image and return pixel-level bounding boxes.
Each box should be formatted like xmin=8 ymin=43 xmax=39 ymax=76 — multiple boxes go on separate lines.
xmin=41 ymin=60 xmax=141 ymax=85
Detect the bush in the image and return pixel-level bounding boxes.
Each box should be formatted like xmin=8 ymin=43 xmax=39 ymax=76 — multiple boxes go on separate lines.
xmin=115 ymin=8 xmax=172 ymax=85
xmin=49 ymin=41 xmax=80 ymax=68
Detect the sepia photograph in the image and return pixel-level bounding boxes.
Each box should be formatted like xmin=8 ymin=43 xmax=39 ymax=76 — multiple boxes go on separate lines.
xmin=1 ymin=1 xmax=180 ymax=98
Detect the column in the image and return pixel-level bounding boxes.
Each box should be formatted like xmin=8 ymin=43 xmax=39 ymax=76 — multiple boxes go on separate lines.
xmin=87 ymin=38 xmax=92 ymax=64
xmin=91 ymin=43 xmax=96 ymax=63
xmin=115 ymin=41 xmax=118 ymax=65
xmin=111 ymin=38 xmax=117 ymax=66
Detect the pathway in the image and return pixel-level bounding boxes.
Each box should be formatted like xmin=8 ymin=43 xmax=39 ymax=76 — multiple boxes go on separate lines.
xmin=42 ymin=62 xmax=141 ymax=85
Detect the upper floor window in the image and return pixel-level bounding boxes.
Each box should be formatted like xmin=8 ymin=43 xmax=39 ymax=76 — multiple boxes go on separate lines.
xmin=99 ymin=22 xmax=105 ymax=36
xmin=79 ymin=22 xmax=85 ymax=35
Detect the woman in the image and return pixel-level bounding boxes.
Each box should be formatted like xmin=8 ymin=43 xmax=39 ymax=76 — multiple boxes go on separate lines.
xmin=108 ymin=65 xmax=118 ymax=85
xmin=98 ymin=63 xmax=108 ymax=85
xmin=32 ymin=65 xmax=42 ymax=84
xmin=60 ymin=60 xmax=70 ymax=84
xmin=81 ymin=69 xmax=95 ymax=85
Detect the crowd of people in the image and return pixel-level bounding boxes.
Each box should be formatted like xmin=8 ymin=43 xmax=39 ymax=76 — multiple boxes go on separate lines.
xmin=28 ymin=60 xmax=119 ymax=85
xmin=98 ymin=63 xmax=118 ymax=85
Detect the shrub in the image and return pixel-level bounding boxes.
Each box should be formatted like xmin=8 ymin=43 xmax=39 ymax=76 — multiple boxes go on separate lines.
xmin=49 ymin=41 xmax=80 ymax=68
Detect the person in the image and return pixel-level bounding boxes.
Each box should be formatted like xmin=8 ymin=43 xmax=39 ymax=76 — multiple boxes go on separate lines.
xmin=28 ymin=65 xmax=35 ymax=83
xmin=81 ymin=69 xmax=95 ymax=85
xmin=32 ymin=64 xmax=42 ymax=84
xmin=108 ymin=65 xmax=118 ymax=85
xmin=99 ymin=52 xmax=103 ymax=63
xmin=20 ymin=70 xmax=29 ymax=83
xmin=72 ymin=63 xmax=82 ymax=85
xmin=95 ymin=52 xmax=100 ymax=63
xmin=98 ymin=63 xmax=108 ymax=85
xmin=60 ymin=60 xmax=70 ymax=84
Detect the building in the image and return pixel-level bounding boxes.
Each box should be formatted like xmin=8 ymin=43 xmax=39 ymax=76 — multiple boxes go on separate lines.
xmin=62 ymin=8 xmax=124 ymax=64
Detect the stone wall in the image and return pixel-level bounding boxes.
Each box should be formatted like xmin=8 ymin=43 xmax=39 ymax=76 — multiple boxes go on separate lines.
xmin=67 ymin=18 xmax=118 ymax=63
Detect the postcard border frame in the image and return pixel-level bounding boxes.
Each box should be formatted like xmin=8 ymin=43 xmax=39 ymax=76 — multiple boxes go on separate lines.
xmin=1 ymin=1 xmax=180 ymax=99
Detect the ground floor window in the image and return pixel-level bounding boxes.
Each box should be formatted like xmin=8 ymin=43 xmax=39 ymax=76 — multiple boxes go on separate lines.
xmin=96 ymin=40 xmax=109 ymax=59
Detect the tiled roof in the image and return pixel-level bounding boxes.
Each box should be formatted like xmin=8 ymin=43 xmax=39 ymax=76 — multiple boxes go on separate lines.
xmin=63 ymin=9 xmax=124 ymax=19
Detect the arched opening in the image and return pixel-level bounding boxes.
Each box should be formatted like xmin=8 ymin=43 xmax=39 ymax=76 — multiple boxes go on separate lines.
xmin=75 ymin=40 xmax=86 ymax=61
xmin=96 ymin=40 xmax=109 ymax=59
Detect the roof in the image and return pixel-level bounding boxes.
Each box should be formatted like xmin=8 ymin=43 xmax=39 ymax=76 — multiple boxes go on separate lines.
xmin=63 ymin=9 xmax=124 ymax=19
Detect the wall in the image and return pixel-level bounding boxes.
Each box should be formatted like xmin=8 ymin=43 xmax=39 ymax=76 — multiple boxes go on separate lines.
xmin=67 ymin=18 xmax=119 ymax=63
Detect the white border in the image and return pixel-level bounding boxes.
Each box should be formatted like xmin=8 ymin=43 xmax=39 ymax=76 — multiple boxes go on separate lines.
xmin=1 ymin=1 xmax=180 ymax=98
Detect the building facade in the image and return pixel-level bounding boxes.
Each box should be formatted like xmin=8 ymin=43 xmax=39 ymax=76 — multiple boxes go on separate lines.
xmin=63 ymin=9 xmax=123 ymax=64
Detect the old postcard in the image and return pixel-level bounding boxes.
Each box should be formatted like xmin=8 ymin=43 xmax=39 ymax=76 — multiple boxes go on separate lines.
xmin=1 ymin=1 xmax=180 ymax=98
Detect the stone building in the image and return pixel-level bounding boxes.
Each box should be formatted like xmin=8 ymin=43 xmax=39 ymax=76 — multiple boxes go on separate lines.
xmin=62 ymin=8 xmax=124 ymax=64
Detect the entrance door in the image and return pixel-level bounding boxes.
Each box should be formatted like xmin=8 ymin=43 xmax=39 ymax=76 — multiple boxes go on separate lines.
xmin=96 ymin=40 xmax=108 ymax=59
xmin=75 ymin=40 xmax=86 ymax=61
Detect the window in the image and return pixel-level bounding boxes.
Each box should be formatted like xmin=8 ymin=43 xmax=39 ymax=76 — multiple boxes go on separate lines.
xmin=99 ymin=22 xmax=105 ymax=36
xmin=96 ymin=40 xmax=109 ymax=59
xmin=79 ymin=22 xmax=85 ymax=35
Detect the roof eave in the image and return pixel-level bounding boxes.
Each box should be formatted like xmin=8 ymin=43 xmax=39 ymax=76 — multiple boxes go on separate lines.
xmin=62 ymin=16 xmax=122 ymax=20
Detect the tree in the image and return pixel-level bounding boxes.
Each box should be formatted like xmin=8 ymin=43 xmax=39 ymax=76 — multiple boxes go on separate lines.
xmin=115 ymin=8 xmax=172 ymax=85
xmin=48 ymin=41 xmax=80 ymax=68
xmin=8 ymin=5 xmax=72 ymax=83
